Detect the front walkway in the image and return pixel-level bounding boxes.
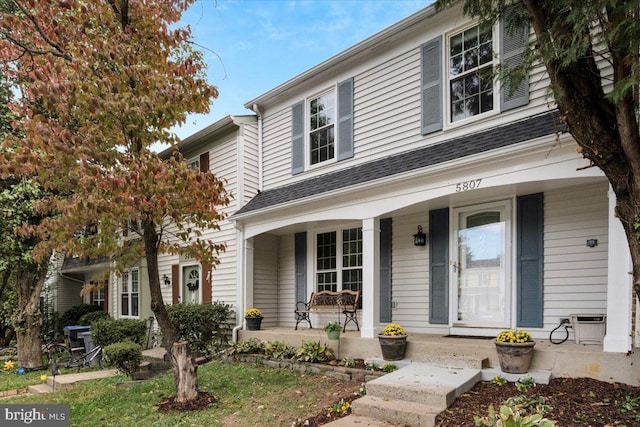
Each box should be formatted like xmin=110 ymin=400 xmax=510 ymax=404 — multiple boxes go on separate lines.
xmin=239 ymin=327 xmax=640 ymax=386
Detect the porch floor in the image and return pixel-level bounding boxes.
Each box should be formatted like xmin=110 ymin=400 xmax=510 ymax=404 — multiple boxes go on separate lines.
xmin=239 ymin=327 xmax=640 ymax=386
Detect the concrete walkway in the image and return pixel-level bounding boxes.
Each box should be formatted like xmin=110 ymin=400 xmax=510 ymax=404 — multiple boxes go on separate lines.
xmin=28 ymin=369 xmax=119 ymax=394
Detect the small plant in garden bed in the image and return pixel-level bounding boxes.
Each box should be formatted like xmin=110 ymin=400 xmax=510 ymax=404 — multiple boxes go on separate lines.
xmin=225 ymin=338 xmax=266 ymax=359
xmin=381 ymin=363 xmax=397 ymax=372
xmin=294 ymin=340 xmax=334 ymax=363
xmin=264 ymin=341 xmax=295 ymax=360
xmin=491 ymin=375 xmax=508 ymax=386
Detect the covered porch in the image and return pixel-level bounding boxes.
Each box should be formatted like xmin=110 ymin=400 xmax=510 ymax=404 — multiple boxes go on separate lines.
xmin=239 ymin=327 xmax=640 ymax=386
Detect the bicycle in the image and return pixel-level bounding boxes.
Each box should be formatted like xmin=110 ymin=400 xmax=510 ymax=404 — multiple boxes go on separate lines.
xmin=41 ymin=331 xmax=68 ymax=365
xmin=54 ymin=343 xmax=103 ymax=371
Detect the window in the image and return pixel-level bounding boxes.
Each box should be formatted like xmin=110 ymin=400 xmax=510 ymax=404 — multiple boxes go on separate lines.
xmin=187 ymin=158 xmax=200 ymax=171
xmin=120 ymin=269 xmax=139 ymax=317
xmin=92 ymin=287 xmax=105 ymax=309
xmin=309 ymin=90 xmax=335 ymax=165
xmin=448 ymin=23 xmax=494 ymax=123
xmin=315 ymin=228 xmax=363 ymax=305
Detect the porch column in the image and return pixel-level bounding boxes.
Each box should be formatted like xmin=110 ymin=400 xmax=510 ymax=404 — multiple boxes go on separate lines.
xmin=243 ymin=237 xmax=255 ymax=326
xmin=603 ymin=187 xmax=632 ymax=352
xmin=361 ymin=217 xmax=380 ymax=338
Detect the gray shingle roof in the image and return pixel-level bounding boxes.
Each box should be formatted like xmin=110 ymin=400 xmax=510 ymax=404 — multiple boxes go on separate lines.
xmin=235 ymin=111 xmax=564 ymax=216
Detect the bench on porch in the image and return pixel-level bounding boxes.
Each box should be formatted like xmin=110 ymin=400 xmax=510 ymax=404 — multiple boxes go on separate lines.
xmin=294 ymin=289 xmax=360 ymax=332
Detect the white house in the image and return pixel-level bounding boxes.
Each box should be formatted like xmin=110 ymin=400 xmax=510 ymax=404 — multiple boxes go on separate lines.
xmin=230 ymin=2 xmax=633 ymax=353
xmin=53 ymin=2 xmax=634 ymax=355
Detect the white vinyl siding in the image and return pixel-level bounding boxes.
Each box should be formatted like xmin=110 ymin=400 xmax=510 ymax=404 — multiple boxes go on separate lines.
xmin=276 ymin=234 xmax=297 ymax=328
xmin=543 ymin=183 xmax=609 ymax=329
xmin=253 ymin=234 xmax=279 ymax=327
xmin=258 ymin=3 xmax=553 ymax=192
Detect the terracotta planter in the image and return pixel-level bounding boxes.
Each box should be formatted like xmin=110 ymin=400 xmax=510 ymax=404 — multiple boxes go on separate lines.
xmin=378 ymin=335 xmax=407 ymax=361
xmin=495 ymin=341 xmax=535 ymax=374
xmin=245 ymin=316 xmax=263 ymax=331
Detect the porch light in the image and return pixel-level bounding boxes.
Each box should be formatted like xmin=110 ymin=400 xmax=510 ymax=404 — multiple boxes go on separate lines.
xmin=413 ymin=225 xmax=427 ymax=246
xmin=163 ymin=275 xmax=171 ymax=286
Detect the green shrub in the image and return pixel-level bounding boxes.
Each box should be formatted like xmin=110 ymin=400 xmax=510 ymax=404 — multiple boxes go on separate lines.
xmin=78 ymin=311 xmax=111 ymax=326
xmin=91 ymin=318 xmax=147 ymax=347
xmin=294 ymin=340 xmax=334 ymax=363
xmin=166 ymin=302 xmax=234 ymax=354
xmin=58 ymin=304 xmax=102 ymax=333
xmin=103 ymin=341 xmax=142 ymax=378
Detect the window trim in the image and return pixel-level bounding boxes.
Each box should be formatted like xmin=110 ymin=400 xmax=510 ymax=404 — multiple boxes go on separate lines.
xmin=306 ymin=87 xmax=338 ymax=170
xmin=313 ymin=225 xmax=363 ymax=299
xmin=444 ymin=20 xmax=500 ymax=129
xmin=120 ymin=268 xmax=140 ymax=319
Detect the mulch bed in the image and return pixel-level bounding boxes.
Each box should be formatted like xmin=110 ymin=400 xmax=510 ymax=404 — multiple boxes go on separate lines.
xmin=156 ymin=391 xmax=218 ymax=412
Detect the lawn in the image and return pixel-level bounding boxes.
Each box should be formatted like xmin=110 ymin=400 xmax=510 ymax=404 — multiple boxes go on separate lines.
xmin=2 ymin=360 xmax=362 ymax=426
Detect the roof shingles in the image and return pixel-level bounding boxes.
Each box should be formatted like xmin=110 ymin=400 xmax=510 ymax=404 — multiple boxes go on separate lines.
xmin=235 ymin=111 xmax=564 ymax=215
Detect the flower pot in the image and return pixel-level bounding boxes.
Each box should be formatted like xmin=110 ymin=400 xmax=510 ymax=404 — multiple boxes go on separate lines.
xmin=495 ymin=341 xmax=535 ymax=374
xmin=378 ymin=335 xmax=407 ymax=361
xmin=245 ymin=316 xmax=263 ymax=331
xmin=326 ymin=329 xmax=341 ymax=340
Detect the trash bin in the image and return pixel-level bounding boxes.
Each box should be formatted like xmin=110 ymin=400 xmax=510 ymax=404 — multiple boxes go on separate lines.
xmin=77 ymin=331 xmax=100 ymax=367
xmin=570 ymin=314 xmax=606 ymax=345
xmin=63 ymin=325 xmax=91 ymax=351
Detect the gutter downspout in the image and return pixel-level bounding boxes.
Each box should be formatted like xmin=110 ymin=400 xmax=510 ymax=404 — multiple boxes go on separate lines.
xmin=252 ymin=103 xmax=263 ymax=191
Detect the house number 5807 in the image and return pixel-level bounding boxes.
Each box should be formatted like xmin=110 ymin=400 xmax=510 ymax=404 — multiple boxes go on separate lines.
xmin=455 ymin=179 xmax=482 ymax=192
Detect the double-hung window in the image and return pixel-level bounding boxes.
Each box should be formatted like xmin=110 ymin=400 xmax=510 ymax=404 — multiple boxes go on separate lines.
xmin=309 ymin=90 xmax=336 ymax=165
xmin=120 ymin=268 xmax=139 ymax=318
xmin=315 ymin=228 xmax=363 ymax=306
xmin=448 ymin=22 xmax=495 ymax=123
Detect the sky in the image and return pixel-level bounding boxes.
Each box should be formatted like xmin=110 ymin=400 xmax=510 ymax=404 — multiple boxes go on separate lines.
xmin=173 ymin=0 xmax=434 ymax=140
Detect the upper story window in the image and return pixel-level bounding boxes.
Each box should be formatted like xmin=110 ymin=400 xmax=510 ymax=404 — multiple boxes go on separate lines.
xmin=448 ymin=23 xmax=494 ymax=123
xmin=291 ymin=78 xmax=353 ymax=175
xmin=309 ymin=90 xmax=336 ymax=165
xmin=420 ymin=6 xmax=529 ymax=135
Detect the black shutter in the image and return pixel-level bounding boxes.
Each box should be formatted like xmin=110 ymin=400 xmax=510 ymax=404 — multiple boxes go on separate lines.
xmin=429 ymin=208 xmax=449 ymax=324
xmin=295 ymin=232 xmax=307 ymax=308
xmin=517 ymin=193 xmax=544 ymax=327
xmin=291 ymin=100 xmax=305 ymax=175
xmin=421 ymin=36 xmax=443 ymax=135
xmin=500 ymin=5 xmax=530 ymax=111
xmin=379 ymin=218 xmax=392 ymax=323
xmin=337 ymin=77 xmax=354 ymax=161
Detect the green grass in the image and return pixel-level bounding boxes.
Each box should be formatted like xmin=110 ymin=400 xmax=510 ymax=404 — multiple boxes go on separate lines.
xmin=3 ymin=360 xmax=353 ymax=426
xmin=1 ymin=365 xmax=101 ymax=393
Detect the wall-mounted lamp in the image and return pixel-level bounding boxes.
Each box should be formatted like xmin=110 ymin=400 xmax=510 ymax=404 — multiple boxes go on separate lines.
xmin=413 ymin=225 xmax=427 ymax=246
xmin=163 ymin=275 xmax=171 ymax=286
xmin=586 ymin=239 xmax=598 ymax=248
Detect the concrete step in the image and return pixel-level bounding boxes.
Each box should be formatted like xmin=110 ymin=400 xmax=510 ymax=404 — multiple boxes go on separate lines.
xmin=46 ymin=369 xmax=118 ymax=390
xmin=27 ymin=383 xmax=53 ymax=394
xmin=352 ymin=395 xmax=440 ymax=427
xmin=366 ymin=364 xmax=481 ymax=407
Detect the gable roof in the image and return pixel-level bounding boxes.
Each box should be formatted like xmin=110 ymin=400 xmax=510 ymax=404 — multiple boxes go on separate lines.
xmin=234 ymin=111 xmax=565 ymax=217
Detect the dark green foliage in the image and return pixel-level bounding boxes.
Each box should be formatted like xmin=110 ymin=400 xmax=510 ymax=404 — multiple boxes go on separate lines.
xmin=294 ymin=340 xmax=334 ymax=363
xmin=264 ymin=340 xmax=296 ymax=360
xmin=78 ymin=310 xmax=111 ymax=326
xmin=225 ymin=338 xmax=266 ymax=360
xmin=91 ymin=318 xmax=147 ymax=347
xmin=103 ymin=341 xmax=142 ymax=378
xmin=59 ymin=304 xmax=103 ymax=333
xmin=165 ymin=302 xmax=234 ymax=354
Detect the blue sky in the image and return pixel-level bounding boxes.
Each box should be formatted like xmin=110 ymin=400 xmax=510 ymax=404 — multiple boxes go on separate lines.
xmin=174 ymin=0 xmax=433 ymax=139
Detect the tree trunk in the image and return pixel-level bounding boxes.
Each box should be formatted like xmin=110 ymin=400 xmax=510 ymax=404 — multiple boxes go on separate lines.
xmin=142 ymin=219 xmax=198 ymax=401
xmin=15 ymin=260 xmax=48 ymax=369
xmin=172 ymin=341 xmax=198 ymax=402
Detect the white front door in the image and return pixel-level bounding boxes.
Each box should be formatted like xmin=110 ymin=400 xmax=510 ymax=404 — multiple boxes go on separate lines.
xmin=182 ymin=265 xmax=201 ymax=304
xmin=453 ymin=200 xmax=511 ymax=327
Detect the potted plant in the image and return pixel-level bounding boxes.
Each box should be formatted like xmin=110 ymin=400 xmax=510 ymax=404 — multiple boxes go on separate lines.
xmin=495 ymin=329 xmax=536 ymax=374
xmin=244 ymin=308 xmax=263 ymax=331
xmin=324 ymin=322 xmax=342 ymax=340
xmin=378 ymin=323 xmax=407 ymax=361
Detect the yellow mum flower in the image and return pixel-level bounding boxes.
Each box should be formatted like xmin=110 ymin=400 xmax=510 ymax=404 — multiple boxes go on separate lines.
xmin=3 ymin=360 xmax=15 ymax=371
xmin=40 ymin=374 xmax=48 ymax=382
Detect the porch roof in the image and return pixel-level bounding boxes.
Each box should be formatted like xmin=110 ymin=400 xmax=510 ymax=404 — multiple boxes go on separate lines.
xmin=234 ymin=111 xmax=565 ymax=216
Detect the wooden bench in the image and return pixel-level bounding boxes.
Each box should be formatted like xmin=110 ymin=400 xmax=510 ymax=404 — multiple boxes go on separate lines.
xmin=294 ymin=289 xmax=360 ymax=332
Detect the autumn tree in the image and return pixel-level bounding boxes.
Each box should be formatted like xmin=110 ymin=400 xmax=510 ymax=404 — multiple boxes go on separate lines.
xmin=436 ymin=0 xmax=640 ymax=296
xmin=0 ymin=0 xmax=229 ymax=402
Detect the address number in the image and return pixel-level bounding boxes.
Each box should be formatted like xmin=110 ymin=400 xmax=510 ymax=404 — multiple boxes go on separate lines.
xmin=455 ymin=179 xmax=482 ymax=192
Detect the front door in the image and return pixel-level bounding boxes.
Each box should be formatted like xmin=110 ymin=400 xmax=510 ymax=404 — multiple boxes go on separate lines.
xmin=453 ymin=200 xmax=511 ymax=327
xmin=182 ymin=265 xmax=200 ymax=304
